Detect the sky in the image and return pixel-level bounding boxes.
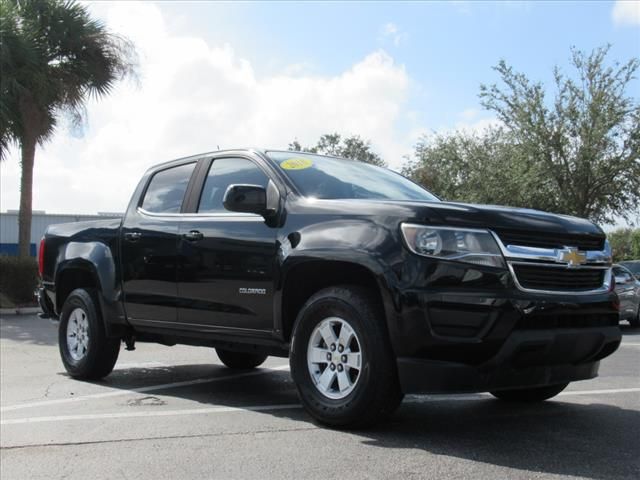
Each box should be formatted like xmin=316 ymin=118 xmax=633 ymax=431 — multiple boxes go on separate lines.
xmin=0 ymin=0 xmax=639 ymax=226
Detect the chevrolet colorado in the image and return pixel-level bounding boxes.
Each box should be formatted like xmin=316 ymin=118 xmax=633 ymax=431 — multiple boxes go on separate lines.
xmin=38 ymin=149 xmax=621 ymax=427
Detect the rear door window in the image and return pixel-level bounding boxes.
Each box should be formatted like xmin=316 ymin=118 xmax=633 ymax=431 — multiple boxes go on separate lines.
xmin=141 ymin=163 xmax=196 ymax=214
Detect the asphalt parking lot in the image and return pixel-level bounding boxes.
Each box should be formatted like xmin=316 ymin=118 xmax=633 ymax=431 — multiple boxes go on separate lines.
xmin=1 ymin=313 xmax=638 ymax=480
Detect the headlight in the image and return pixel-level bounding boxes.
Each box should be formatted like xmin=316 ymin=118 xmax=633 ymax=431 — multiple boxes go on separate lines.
xmin=400 ymin=224 xmax=506 ymax=268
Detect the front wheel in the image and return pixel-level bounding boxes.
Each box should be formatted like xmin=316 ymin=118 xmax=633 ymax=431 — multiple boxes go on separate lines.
xmin=58 ymin=288 xmax=120 ymax=379
xmin=490 ymin=383 xmax=569 ymax=403
xmin=290 ymin=285 xmax=403 ymax=428
xmin=216 ymin=348 xmax=268 ymax=369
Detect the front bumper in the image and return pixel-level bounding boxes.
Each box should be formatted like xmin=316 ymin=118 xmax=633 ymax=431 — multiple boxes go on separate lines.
xmin=387 ymin=257 xmax=621 ymax=393
xmin=397 ymin=326 xmax=621 ymax=394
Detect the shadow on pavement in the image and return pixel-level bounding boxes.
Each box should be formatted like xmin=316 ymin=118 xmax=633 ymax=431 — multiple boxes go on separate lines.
xmin=75 ymin=361 xmax=639 ymax=480
xmin=79 ymin=362 xmax=299 ymax=407
xmin=364 ymin=399 xmax=639 ymax=480
xmin=0 ymin=314 xmax=57 ymax=346
xmin=4 ymin=313 xmax=639 ymax=479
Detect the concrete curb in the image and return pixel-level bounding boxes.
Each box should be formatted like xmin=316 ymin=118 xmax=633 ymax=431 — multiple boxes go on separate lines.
xmin=0 ymin=307 xmax=41 ymax=315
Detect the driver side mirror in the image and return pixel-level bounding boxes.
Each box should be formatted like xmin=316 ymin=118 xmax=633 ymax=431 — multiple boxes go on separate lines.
xmin=223 ymin=180 xmax=279 ymax=217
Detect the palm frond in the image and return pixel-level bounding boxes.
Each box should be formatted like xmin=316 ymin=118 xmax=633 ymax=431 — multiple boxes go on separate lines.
xmin=0 ymin=0 xmax=138 ymax=149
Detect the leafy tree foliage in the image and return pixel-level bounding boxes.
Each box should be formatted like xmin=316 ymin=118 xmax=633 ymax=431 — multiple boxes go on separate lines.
xmin=405 ymin=46 xmax=639 ymax=225
xmin=608 ymin=228 xmax=640 ymax=261
xmin=289 ymin=133 xmax=386 ymax=167
xmin=403 ymin=127 xmax=555 ymax=209
xmin=0 ymin=0 xmax=136 ymax=256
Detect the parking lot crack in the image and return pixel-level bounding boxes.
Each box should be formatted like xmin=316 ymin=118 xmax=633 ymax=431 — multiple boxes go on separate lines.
xmin=0 ymin=425 xmax=318 ymax=451
xmin=43 ymin=381 xmax=56 ymax=398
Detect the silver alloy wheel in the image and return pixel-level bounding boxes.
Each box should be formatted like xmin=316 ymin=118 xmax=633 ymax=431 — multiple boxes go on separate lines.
xmin=67 ymin=307 xmax=90 ymax=361
xmin=307 ymin=316 xmax=363 ymax=400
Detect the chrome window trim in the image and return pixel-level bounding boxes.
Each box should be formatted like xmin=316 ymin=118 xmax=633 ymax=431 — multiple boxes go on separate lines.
xmin=137 ymin=207 xmax=264 ymax=221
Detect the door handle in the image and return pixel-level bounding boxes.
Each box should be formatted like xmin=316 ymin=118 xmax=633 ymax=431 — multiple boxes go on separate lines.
xmin=183 ymin=230 xmax=204 ymax=242
xmin=124 ymin=232 xmax=142 ymax=242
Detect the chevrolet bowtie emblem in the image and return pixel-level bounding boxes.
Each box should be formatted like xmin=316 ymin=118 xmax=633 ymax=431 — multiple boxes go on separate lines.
xmin=557 ymin=247 xmax=587 ymax=266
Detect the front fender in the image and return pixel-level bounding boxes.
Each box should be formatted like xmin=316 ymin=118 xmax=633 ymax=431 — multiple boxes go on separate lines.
xmin=275 ymin=217 xmax=405 ymax=352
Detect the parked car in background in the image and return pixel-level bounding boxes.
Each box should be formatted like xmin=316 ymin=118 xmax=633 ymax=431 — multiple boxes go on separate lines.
xmin=613 ymin=264 xmax=640 ymax=327
xmin=619 ymin=260 xmax=640 ymax=280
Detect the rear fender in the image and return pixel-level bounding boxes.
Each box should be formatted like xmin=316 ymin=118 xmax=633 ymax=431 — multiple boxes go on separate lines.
xmin=55 ymin=241 xmax=128 ymax=334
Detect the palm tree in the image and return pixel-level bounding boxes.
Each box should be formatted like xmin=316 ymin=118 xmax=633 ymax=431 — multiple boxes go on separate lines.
xmin=0 ymin=0 xmax=136 ymax=256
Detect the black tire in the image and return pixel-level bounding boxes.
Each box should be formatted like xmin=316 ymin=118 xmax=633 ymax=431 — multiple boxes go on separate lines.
xmin=216 ymin=349 xmax=268 ymax=369
xmin=490 ymin=383 xmax=569 ymax=403
xmin=629 ymin=307 xmax=640 ymax=328
xmin=290 ymin=285 xmax=403 ymax=428
xmin=58 ymin=288 xmax=120 ymax=380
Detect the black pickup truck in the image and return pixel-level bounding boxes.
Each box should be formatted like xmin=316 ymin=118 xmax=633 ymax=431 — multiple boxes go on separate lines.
xmin=38 ymin=149 xmax=621 ymax=427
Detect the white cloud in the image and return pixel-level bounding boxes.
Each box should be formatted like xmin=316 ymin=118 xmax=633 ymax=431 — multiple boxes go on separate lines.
xmin=1 ymin=2 xmax=415 ymax=214
xmin=380 ymin=22 xmax=409 ymax=47
xmin=453 ymin=109 xmax=501 ymax=134
xmin=459 ymin=108 xmax=481 ymax=122
xmin=382 ymin=22 xmax=398 ymax=36
xmin=403 ymin=109 xmax=500 ymax=152
xmin=612 ymin=0 xmax=640 ymax=26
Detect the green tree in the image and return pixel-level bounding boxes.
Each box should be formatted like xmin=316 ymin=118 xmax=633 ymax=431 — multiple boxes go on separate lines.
xmin=403 ymin=127 xmax=556 ymax=209
xmin=608 ymin=228 xmax=640 ymax=261
xmin=289 ymin=133 xmax=386 ymax=167
xmin=0 ymin=0 xmax=136 ymax=256
xmin=405 ymin=46 xmax=640 ymax=225
xmin=479 ymin=46 xmax=639 ymax=224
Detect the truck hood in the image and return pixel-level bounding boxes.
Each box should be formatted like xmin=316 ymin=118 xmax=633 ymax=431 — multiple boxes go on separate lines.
xmin=420 ymin=201 xmax=604 ymax=236
xmin=296 ymin=198 xmax=604 ymax=237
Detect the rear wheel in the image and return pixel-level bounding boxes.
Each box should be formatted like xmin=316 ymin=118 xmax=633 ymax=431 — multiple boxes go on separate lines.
xmin=490 ymin=383 xmax=569 ymax=402
xmin=216 ymin=348 xmax=268 ymax=369
xmin=58 ymin=288 xmax=120 ymax=379
xmin=290 ymin=285 xmax=403 ymax=428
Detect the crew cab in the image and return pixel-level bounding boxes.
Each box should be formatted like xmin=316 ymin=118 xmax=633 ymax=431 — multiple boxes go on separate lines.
xmin=38 ymin=149 xmax=621 ymax=427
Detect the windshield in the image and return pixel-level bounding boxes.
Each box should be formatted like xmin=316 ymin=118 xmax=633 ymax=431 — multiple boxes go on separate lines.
xmin=267 ymin=151 xmax=439 ymax=202
xmin=620 ymin=262 xmax=640 ymax=275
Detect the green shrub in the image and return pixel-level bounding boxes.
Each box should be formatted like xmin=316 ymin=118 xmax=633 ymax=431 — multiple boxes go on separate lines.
xmin=608 ymin=228 xmax=640 ymax=262
xmin=0 ymin=255 xmax=39 ymax=306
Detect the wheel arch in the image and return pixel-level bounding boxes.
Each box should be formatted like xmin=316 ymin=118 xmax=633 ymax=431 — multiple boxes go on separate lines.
xmin=54 ymin=241 xmax=127 ymax=336
xmin=55 ymin=262 xmax=102 ymax=313
xmin=277 ymin=257 xmax=398 ymax=347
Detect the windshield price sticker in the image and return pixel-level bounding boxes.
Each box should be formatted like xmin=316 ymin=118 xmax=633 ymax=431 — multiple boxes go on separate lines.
xmin=280 ymin=158 xmax=313 ymax=170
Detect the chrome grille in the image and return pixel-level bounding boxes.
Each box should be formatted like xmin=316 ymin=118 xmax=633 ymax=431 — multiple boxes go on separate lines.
xmin=490 ymin=230 xmax=612 ymax=295
xmin=512 ymin=264 xmax=605 ymax=292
